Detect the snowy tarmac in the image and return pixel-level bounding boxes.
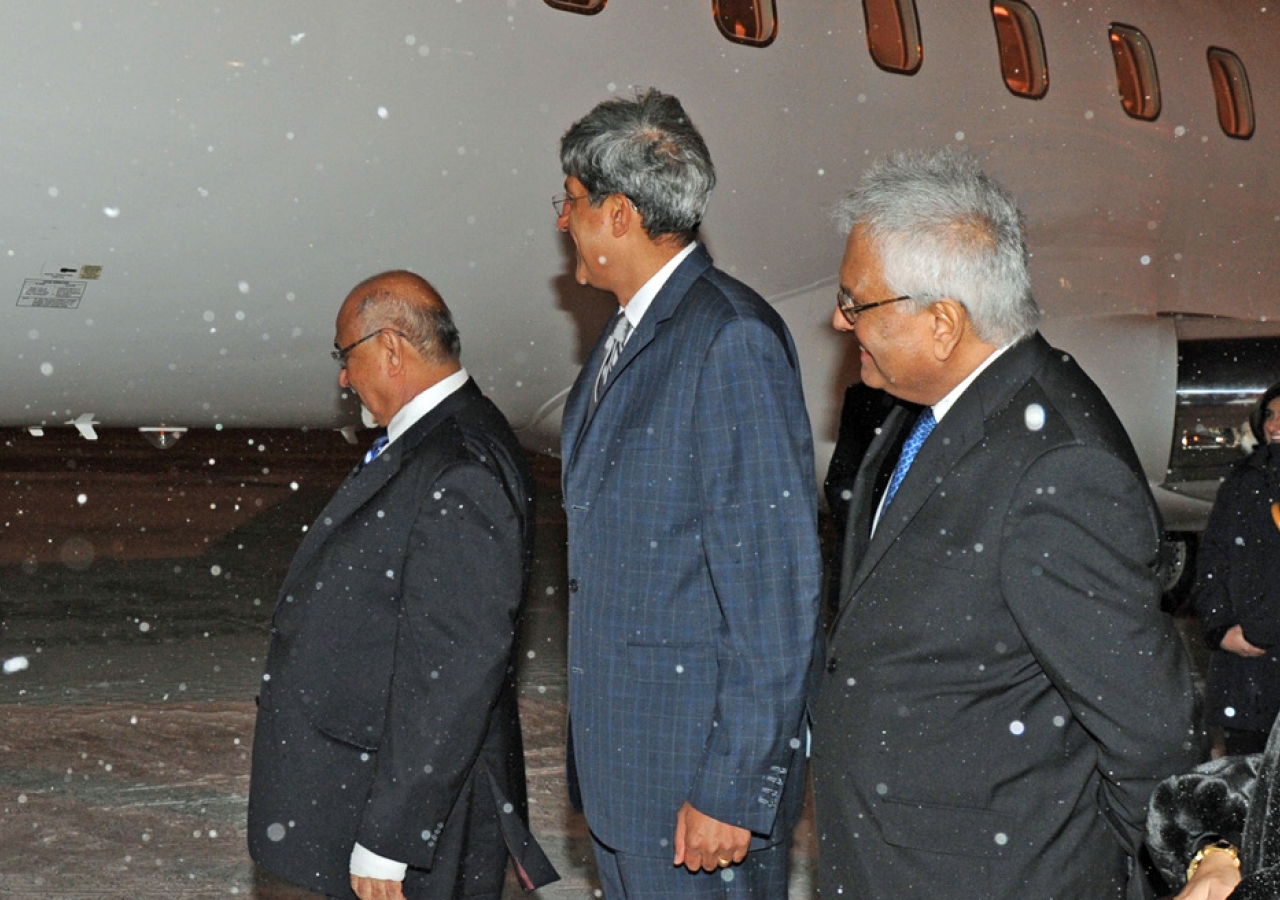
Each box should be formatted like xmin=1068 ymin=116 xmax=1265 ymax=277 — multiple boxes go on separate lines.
xmin=0 ymin=428 xmax=816 ymax=899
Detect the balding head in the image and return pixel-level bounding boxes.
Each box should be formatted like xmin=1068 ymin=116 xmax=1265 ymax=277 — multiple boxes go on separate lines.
xmin=341 ymin=270 xmax=461 ymax=366
xmin=335 ymin=270 xmax=463 ymax=427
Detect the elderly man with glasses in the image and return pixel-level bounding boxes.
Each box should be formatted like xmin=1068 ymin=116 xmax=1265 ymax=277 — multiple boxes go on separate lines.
xmin=248 ymin=269 xmax=557 ymax=900
xmin=812 ymin=148 xmax=1202 ymax=900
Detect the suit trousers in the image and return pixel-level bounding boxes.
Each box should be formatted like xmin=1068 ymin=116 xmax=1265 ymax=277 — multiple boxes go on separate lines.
xmin=591 ymin=832 xmax=789 ymax=900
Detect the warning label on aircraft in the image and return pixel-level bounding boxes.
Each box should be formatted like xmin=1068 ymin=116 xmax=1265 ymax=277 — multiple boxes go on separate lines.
xmin=17 ymin=278 xmax=87 ymax=309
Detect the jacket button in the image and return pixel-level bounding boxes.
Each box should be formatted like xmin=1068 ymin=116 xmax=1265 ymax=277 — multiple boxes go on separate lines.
xmin=826 ymin=656 xmax=838 ymax=673
xmin=568 ymin=578 xmax=579 ymax=593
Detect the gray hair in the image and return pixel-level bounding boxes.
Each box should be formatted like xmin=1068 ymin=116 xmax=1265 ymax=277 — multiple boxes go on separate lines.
xmin=833 ymin=147 xmax=1040 ymax=345
xmin=560 ymin=88 xmax=715 ymax=242
xmin=351 ymin=271 xmax=461 ymax=364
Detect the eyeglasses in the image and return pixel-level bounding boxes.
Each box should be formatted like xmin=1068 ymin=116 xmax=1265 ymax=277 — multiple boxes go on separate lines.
xmin=331 ymin=328 xmax=407 ymax=368
xmin=836 ymin=287 xmax=913 ymax=326
xmin=552 ymin=192 xmax=588 ymax=217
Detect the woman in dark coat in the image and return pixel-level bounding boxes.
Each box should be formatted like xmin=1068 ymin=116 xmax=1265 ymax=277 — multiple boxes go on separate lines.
xmin=1193 ymin=381 xmax=1280 ymax=755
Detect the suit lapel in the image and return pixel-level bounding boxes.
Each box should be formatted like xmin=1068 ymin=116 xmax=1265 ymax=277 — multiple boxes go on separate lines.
xmin=867 ymin=405 xmax=982 ymax=548
xmin=829 ymin=405 xmax=910 ymax=634
xmin=563 ymin=245 xmax=713 ymax=476
xmin=839 ymin=406 xmax=907 ymax=586
xmin=562 ymin=331 xmax=608 ymax=471
xmin=833 ymin=337 xmax=1048 ymax=629
xmin=595 ymin=245 xmax=712 ymax=411
xmin=279 ymin=443 xmax=401 ymax=593
xmin=279 ymin=381 xmax=473 ymax=596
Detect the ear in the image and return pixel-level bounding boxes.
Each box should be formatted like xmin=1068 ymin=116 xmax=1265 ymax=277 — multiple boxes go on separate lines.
xmin=379 ymin=329 xmax=406 ymax=374
xmin=608 ymin=193 xmax=636 ymax=238
xmin=928 ymin=298 xmax=968 ymax=361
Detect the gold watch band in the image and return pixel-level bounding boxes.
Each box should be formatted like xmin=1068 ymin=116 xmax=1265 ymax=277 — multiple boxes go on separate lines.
xmin=1186 ymin=839 xmax=1240 ymax=882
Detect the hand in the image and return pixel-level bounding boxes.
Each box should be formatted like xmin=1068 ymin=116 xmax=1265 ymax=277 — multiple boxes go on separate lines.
xmin=351 ymin=875 xmax=407 ymax=900
xmin=672 ymin=801 xmax=751 ymax=873
xmin=1221 ymin=624 xmax=1267 ymax=658
xmin=1174 ymin=851 xmax=1242 ymax=900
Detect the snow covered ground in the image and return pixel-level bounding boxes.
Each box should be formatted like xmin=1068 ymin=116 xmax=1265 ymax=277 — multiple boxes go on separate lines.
xmin=0 ymin=427 xmax=815 ymax=899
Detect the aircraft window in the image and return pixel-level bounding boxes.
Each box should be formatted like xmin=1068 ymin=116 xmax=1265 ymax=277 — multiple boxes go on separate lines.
xmin=863 ymin=0 xmax=922 ymax=74
xmin=992 ymin=2 xmax=1048 ymax=99
xmin=1108 ymin=23 xmax=1160 ymax=121
xmin=1207 ymin=47 xmax=1254 ymax=139
xmin=714 ymin=0 xmax=777 ymax=46
xmin=543 ymin=0 xmax=606 ymax=14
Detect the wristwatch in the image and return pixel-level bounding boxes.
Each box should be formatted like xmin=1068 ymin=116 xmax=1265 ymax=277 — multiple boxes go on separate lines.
xmin=1186 ymin=839 xmax=1240 ymax=882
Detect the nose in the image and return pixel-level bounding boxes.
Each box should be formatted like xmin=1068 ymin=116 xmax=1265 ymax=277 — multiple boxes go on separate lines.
xmin=556 ymin=206 xmax=570 ymax=233
xmin=338 ymin=367 xmax=350 ymax=389
xmin=832 ymin=306 xmax=854 ymax=333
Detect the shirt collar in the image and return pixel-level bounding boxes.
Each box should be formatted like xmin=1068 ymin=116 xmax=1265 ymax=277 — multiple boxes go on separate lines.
xmin=386 ymin=367 xmax=469 ymax=445
xmin=930 ymin=342 xmax=1013 ymax=423
xmin=620 ymin=242 xmax=698 ymax=330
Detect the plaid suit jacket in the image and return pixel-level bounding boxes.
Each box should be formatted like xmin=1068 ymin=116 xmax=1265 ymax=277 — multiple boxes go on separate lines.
xmin=561 ymin=244 xmax=823 ymax=856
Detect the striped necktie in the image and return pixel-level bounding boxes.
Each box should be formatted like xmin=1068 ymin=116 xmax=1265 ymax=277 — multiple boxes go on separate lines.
xmin=882 ymin=408 xmax=936 ymax=509
xmin=593 ymin=310 xmax=633 ymax=404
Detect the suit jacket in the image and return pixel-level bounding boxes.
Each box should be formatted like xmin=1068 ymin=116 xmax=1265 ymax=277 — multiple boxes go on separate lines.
xmin=813 ymin=334 xmax=1202 ymax=900
xmin=561 ymin=244 xmax=824 ymax=857
xmin=248 ymin=379 xmax=556 ymax=900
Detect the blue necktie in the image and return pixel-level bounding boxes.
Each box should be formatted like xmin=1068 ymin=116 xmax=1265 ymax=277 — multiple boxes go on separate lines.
xmin=362 ymin=434 xmax=389 ymax=468
xmin=882 ymin=408 xmax=936 ymax=509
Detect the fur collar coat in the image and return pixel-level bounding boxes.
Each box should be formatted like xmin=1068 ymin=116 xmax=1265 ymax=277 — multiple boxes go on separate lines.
xmin=1148 ymin=723 xmax=1280 ymax=897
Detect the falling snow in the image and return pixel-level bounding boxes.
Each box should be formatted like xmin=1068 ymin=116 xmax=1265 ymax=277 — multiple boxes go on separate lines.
xmin=1024 ymin=403 xmax=1046 ymax=431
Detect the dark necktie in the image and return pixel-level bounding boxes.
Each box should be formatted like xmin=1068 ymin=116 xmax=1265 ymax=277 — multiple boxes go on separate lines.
xmin=882 ymin=408 xmax=936 ymax=509
xmin=593 ymin=311 xmax=633 ymax=404
xmin=362 ymin=434 xmax=389 ymax=468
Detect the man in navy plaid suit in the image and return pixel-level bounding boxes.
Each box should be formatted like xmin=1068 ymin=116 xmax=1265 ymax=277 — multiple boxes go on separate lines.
xmin=555 ymin=89 xmax=823 ymax=900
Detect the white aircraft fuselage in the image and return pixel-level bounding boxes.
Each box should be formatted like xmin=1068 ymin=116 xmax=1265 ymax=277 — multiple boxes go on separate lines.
xmin=3 ymin=1 xmax=1278 ymax=533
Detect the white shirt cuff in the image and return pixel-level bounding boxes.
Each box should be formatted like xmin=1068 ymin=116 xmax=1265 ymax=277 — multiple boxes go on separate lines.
xmin=350 ymin=842 xmax=408 ymax=882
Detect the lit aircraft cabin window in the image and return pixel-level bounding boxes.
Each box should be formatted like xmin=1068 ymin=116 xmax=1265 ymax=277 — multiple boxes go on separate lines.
xmin=714 ymin=0 xmax=777 ymax=47
xmin=542 ymin=0 xmax=606 ymax=14
xmin=863 ymin=0 xmax=922 ymax=75
xmin=1108 ymin=23 xmax=1161 ymax=121
xmin=1207 ymin=47 xmax=1255 ymax=139
xmin=992 ymin=1 xmax=1048 ymax=99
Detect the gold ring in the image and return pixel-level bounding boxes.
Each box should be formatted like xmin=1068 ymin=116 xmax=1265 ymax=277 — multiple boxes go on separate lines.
xmin=718 ymin=858 xmax=731 ymax=868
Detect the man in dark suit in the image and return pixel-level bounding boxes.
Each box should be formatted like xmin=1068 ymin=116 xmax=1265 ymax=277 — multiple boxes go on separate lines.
xmin=248 ymin=271 xmax=556 ymax=900
xmin=555 ymin=89 xmax=823 ymax=899
xmin=812 ymin=149 xmax=1202 ymax=899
